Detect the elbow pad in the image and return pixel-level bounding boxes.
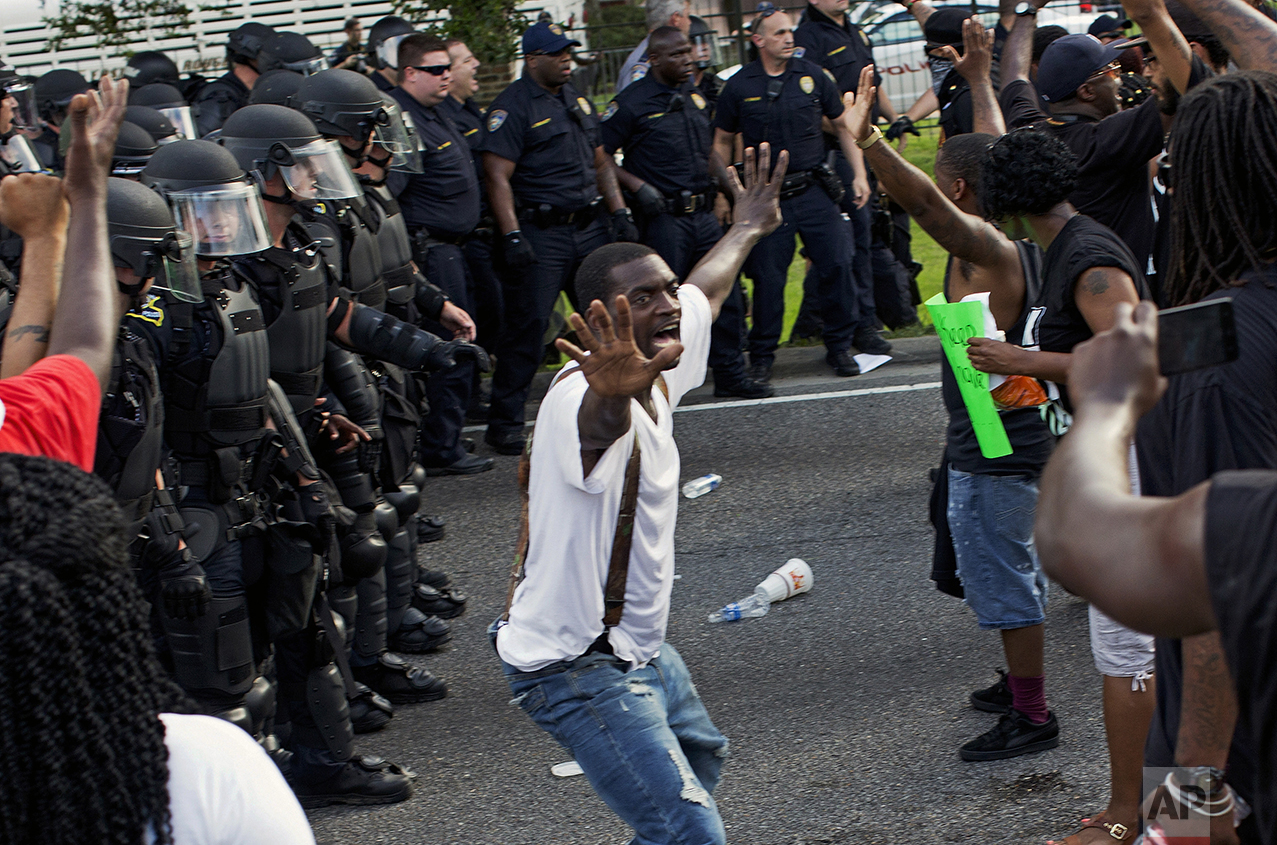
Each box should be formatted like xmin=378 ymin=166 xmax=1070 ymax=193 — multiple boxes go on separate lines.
xmin=324 ymin=344 xmax=382 ymax=433
xmin=346 ymin=302 xmax=445 ymax=372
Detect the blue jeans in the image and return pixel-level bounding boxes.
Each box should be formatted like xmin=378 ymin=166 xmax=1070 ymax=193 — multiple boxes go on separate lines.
xmin=503 ymin=643 xmax=729 ymax=845
xmin=946 ymin=468 xmax=1048 ymax=630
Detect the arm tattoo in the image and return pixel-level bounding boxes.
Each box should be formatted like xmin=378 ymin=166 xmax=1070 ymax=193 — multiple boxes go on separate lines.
xmin=1082 ymin=270 xmax=1111 ymax=297
xmin=9 ymin=325 xmax=50 ymax=344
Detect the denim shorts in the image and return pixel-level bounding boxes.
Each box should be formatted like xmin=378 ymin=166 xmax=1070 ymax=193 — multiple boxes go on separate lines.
xmin=947 ymin=468 xmax=1048 ymax=630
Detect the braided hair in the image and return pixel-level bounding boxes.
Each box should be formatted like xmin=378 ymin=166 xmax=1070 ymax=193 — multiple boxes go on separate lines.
xmin=1167 ymin=71 xmax=1277 ymax=305
xmin=0 ymin=454 xmax=193 ymax=845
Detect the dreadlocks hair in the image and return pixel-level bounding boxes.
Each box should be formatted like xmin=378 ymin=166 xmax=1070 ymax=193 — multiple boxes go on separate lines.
xmin=979 ymin=129 xmax=1079 ymax=221
xmin=575 ymin=242 xmax=659 ymax=309
xmin=1166 ymin=71 xmax=1277 ymax=306
xmin=0 ymin=454 xmax=194 ymax=845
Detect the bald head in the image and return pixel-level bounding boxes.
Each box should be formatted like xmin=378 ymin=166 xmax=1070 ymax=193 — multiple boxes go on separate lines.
xmin=751 ymin=11 xmax=795 ymax=63
xmin=649 ymin=26 xmax=693 ymax=86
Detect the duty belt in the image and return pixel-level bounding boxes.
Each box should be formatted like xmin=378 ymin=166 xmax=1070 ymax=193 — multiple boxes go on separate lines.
xmin=517 ymin=198 xmax=602 ymax=229
xmin=661 ymin=190 xmax=712 ymax=216
xmin=419 ymin=227 xmax=469 ymax=246
xmin=778 ymin=170 xmax=812 ymax=201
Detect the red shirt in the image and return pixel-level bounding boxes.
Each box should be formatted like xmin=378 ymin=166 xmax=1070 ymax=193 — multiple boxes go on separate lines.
xmin=0 ymin=355 xmax=100 ymax=472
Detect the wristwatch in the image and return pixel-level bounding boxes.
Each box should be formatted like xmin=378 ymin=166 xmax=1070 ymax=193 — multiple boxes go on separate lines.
xmin=1014 ymin=2 xmax=1038 ymax=15
xmin=1173 ymin=766 xmax=1228 ymax=798
xmin=856 ymin=124 xmax=884 ymax=150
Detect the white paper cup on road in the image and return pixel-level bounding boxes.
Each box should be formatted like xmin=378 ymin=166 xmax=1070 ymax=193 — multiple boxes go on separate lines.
xmin=755 ymin=558 xmax=813 ymax=602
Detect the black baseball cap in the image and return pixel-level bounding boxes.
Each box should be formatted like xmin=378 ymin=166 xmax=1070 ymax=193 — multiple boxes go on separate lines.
xmin=1087 ymin=14 xmax=1131 ymax=39
xmin=1037 ymin=34 xmax=1125 ymax=102
xmin=924 ymin=7 xmax=968 ymax=50
xmin=522 ymin=21 xmax=581 ymax=55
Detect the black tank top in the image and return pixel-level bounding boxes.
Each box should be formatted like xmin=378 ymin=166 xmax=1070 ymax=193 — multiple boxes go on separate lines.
xmin=940 ymin=240 xmax=1056 ymax=475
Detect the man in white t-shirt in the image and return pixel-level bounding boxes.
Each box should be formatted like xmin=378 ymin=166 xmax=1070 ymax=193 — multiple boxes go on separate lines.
xmin=493 ymin=145 xmax=785 ymax=844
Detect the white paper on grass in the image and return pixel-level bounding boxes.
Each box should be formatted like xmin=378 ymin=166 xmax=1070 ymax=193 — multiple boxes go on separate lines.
xmin=852 ymin=353 xmax=892 ymax=374
xmin=958 ymin=291 xmax=1006 ymax=391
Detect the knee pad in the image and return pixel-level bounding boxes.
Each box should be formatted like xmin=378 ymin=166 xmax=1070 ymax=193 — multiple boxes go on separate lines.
xmin=382 ymin=487 xmax=419 ymax=528
xmin=354 ymin=570 xmax=390 ymax=659
xmin=338 ymin=511 xmax=387 ymax=581
xmin=373 ymin=500 xmax=398 ymax=540
xmin=244 ymin=675 xmax=277 ymax=738
xmin=327 ymin=583 xmax=358 ymax=651
xmin=406 ymin=462 xmax=426 ymax=492
xmin=160 ymin=591 xmax=255 ymax=699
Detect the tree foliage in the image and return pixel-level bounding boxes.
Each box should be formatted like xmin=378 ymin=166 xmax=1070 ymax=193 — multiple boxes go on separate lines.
xmin=44 ymin=0 xmax=193 ymax=54
xmin=393 ymin=0 xmax=529 ymax=65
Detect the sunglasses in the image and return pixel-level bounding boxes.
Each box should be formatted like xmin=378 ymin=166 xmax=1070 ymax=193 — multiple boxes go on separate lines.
xmin=1087 ymin=61 xmax=1122 ymax=81
xmin=408 ymin=63 xmax=450 ymax=76
xmin=751 ymin=1 xmax=778 ymax=30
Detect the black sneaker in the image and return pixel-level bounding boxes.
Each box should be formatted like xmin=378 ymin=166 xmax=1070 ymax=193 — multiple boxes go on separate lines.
xmin=351 ymin=652 xmax=448 ymax=704
xmin=748 ymin=361 xmax=772 ymax=384
xmin=485 ymin=427 xmax=526 ymax=456
xmin=291 ymin=755 xmax=414 ymax=809
xmin=970 ymin=669 xmax=1012 ymax=714
xmin=854 ymin=327 xmax=893 ymax=356
xmin=714 ymin=374 xmax=775 ymax=399
xmin=826 ymin=349 xmax=861 ymax=377
xmin=959 ymin=709 xmax=1059 ymax=761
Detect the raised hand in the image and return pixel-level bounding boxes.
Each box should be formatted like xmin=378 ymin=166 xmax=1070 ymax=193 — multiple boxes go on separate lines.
xmin=62 ymin=74 xmax=128 ymax=204
xmin=720 ymin=142 xmax=786 ymax=237
xmin=844 ymin=65 xmax=878 ymax=145
xmin=0 ymin=172 xmax=67 ymax=240
xmin=556 ymin=296 xmax=683 ymax=399
xmin=944 ymin=18 xmax=995 ymax=85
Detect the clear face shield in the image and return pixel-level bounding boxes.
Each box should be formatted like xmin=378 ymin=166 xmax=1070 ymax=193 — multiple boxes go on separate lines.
xmin=151 ymin=230 xmax=201 ymax=301
xmin=272 ymin=138 xmax=363 ymax=200
xmin=1 ymin=134 xmax=43 ymax=172
xmin=3 ymin=82 xmax=38 ymax=132
xmin=168 ymin=182 xmax=271 ymax=257
xmin=376 ymin=34 xmax=411 ymax=70
xmin=156 ymin=105 xmax=197 ymax=139
xmin=283 ymin=56 xmax=328 ymax=76
xmin=690 ymin=32 xmax=721 ymax=69
xmin=375 ymin=98 xmax=422 ymax=173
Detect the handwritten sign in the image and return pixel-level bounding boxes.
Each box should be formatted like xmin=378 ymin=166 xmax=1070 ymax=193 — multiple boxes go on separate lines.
xmin=925 ymin=292 xmax=1012 ymax=459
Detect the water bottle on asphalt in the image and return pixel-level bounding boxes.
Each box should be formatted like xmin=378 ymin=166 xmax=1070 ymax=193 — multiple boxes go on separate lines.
xmin=682 ymin=473 xmax=722 ymax=499
xmin=707 ymin=587 xmax=771 ymax=623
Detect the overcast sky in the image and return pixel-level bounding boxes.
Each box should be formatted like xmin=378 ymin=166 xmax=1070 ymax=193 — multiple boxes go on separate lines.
xmin=8 ymin=0 xmax=52 ymax=28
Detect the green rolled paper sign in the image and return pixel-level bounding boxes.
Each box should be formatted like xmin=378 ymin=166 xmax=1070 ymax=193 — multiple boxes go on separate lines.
xmin=925 ymin=292 xmax=1013 ymax=459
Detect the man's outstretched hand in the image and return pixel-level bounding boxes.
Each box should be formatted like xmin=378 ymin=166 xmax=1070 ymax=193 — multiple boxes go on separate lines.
xmin=721 ymin=142 xmax=786 ymax=238
xmin=62 ymin=75 xmax=128 ymax=204
xmin=557 ymin=296 xmax=682 ymax=399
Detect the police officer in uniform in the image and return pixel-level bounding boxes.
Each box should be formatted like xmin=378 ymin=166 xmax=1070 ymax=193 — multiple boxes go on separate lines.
xmin=137 ymin=139 xmax=414 ymax=807
xmin=388 ymin=34 xmax=490 ymax=476
xmin=480 ymin=20 xmax=637 ymax=455
xmin=793 ymin=0 xmax=893 ymax=356
xmin=602 ymin=26 xmax=769 ymax=399
xmin=192 ymin=21 xmax=274 ymax=137
xmin=713 ymin=5 xmax=870 ymax=379
xmin=688 ymin=15 xmax=724 ymax=113
xmin=366 ymin=16 xmax=416 ymax=93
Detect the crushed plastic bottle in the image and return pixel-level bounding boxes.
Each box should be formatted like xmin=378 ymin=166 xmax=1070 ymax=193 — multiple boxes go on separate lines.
xmin=707 ymin=586 xmax=771 ymax=623
xmin=682 ymin=473 xmax=722 ymax=499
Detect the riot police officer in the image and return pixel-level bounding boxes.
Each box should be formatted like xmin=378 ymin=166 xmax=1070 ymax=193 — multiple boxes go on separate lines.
xmin=390 ymin=34 xmax=491 ymax=475
xmin=688 ymin=15 xmax=724 ymax=113
xmin=192 ymin=21 xmax=274 ymax=137
xmin=129 ymin=82 xmax=198 ymax=139
xmin=138 ymin=139 xmax=415 ymax=807
xmin=480 ymin=20 xmax=637 ymax=455
xmin=125 ymin=104 xmax=181 ymax=145
xmin=124 ymin=50 xmax=181 ymax=89
xmin=602 ymin=26 xmax=769 ymax=399
xmin=31 ymin=69 xmax=90 ymax=172
xmin=258 ymin=31 xmax=327 ymax=76
xmin=713 ymin=5 xmax=869 ymax=379
xmin=366 ymin=16 xmax=416 ymax=93
xmin=111 ymin=121 xmax=158 ymax=178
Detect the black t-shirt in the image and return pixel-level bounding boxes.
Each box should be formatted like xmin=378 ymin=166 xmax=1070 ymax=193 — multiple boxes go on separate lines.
xmin=1039 ymin=215 xmax=1147 ymax=410
xmin=1203 ymin=470 xmax=1277 ymax=836
xmin=941 ymin=240 xmax=1055 ymax=475
xmin=1135 ymin=266 xmax=1277 ymax=809
xmin=714 ymin=57 xmax=843 ymax=172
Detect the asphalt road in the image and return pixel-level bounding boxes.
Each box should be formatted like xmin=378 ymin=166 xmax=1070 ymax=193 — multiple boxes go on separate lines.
xmin=309 ymin=337 xmax=1111 ymax=845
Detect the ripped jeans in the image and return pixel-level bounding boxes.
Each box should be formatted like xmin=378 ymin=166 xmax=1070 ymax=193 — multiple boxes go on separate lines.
xmin=503 ymin=643 xmax=729 ymax=845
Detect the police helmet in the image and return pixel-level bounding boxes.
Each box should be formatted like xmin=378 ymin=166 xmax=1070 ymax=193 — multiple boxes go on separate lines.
xmin=259 ymin=31 xmax=327 ymax=76
xmin=220 ymin=104 xmax=361 ymax=200
xmin=292 ymin=69 xmax=386 ymax=144
xmin=375 ymin=92 xmax=422 ymax=173
xmin=129 ymin=83 xmax=197 ymax=138
xmin=141 ymin=140 xmax=272 ymax=257
xmin=0 ymin=63 xmax=38 ymax=135
xmin=688 ymin=16 xmax=721 ymax=70
xmin=112 ymin=121 xmax=158 ymax=176
xmin=366 ymin=16 xmax=415 ymax=70
xmin=248 ymin=69 xmax=304 ymax=105
xmin=125 ymin=105 xmax=180 ymax=145
xmin=107 ymin=176 xmax=200 ymax=301
xmin=226 ymin=21 xmax=275 ymax=69
xmin=124 ymin=51 xmax=180 ymax=88
xmin=34 ymin=69 xmax=89 ymax=122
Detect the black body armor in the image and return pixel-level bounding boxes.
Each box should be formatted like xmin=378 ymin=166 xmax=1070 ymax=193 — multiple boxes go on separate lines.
xmin=94 ymin=326 xmax=165 ymax=529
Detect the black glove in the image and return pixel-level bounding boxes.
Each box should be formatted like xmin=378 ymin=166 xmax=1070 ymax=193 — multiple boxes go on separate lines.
xmin=427 ymin=339 xmax=492 ymax=373
xmin=502 ymin=229 xmax=537 ymax=268
xmin=632 ymin=183 xmax=666 ymax=218
xmin=884 ymin=116 xmax=919 ymax=142
xmin=158 ymin=548 xmax=211 ymax=621
xmin=611 ymin=208 xmax=640 ymax=242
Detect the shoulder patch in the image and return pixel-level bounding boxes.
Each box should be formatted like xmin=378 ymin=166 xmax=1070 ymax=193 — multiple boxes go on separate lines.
xmin=800 ymin=74 xmax=815 ymax=94
xmin=793 ymin=46 xmax=806 ymax=58
xmin=823 ymin=68 xmax=836 ymax=83
xmin=577 ymin=97 xmax=593 ymax=115
xmin=602 ymin=101 xmax=619 ymax=121
xmin=630 ymin=62 xmax=649 ymax=82
xmin=132 ymin=294 xmax=165 ymax=327
xmin=690 ymin=92 xmax=707 ymax=110
xmin=312 ymin=201 xmax=327 ymax=215
xmin=488 ymin=109 xmax=509 ymax=132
